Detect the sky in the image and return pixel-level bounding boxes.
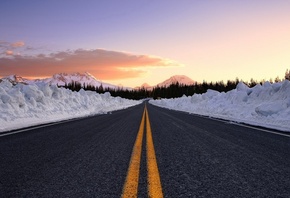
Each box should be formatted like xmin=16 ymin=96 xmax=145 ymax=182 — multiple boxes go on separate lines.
xmin=1 ymin=0 xmax=290 ymax=87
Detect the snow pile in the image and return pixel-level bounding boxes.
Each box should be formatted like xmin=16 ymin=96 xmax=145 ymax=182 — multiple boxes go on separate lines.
xmin=0 ymin=80 xmax=141 ymax=132
xmin=150 ymin=81 xmax=290 ymax=132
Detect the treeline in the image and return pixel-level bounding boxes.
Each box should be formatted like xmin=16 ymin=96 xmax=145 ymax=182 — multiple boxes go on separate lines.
xmin=150 ymin=78 xmax=259 ymax=99
xmin=60 ymin=78 xmax=270 ymax=100
xmin=61 ymin=70 xmax=290 ymax=100
xmin=61 ymin=81 xmax=150 ymax=100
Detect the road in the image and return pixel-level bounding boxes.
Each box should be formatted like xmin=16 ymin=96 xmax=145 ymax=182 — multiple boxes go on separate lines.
xmin=0 ymin=102 xmax=290 ymax=197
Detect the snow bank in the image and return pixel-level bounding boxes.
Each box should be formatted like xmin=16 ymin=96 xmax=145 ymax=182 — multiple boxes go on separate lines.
xmin=0 ymin=80 xmax=141 ymax=132
xmin=150 ymin=81 xmax=290 ymax=132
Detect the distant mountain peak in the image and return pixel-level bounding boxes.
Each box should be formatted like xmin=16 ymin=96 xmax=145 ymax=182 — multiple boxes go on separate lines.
xmin=168 ymin=75 xmax=192 ymax=81
xmin=1 ymin=73 xmax=131 ymax=90
xmin=156 ymin=75 xmax=195 ymax=87
xmin=141 ymin=83 xmax=151 ymax=88
xmin=46 ymin=72 xmax=127 ymax=89
xmin=137 ymin=75 xmax=195 ymax=90
xmin=2 ymin=74 xmax=29 ymax=84
xmin=51 ymin=72 xmax=96 ymax=82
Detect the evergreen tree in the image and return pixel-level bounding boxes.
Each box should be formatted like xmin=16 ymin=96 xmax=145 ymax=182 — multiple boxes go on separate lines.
xmin=285 ymin=69 xmax=290 ymax=80
xmin=61 ymin=76 xmax=284 ymax=100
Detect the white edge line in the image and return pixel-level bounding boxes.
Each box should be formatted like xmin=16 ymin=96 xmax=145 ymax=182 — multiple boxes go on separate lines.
xmin=152 ymin=105 xmax=290 ymax=138
xmin=0 ymin=119 xmax=80 ymax=138
xmin=231 ymin=122 xmax=290 ymax=138
xmin=0 ymin=104 xmax=142 ymax=138
xmin=205 ymin=116 xmax=290 ymax=138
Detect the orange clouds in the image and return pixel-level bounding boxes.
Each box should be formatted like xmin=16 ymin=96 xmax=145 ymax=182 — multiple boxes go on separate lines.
xmin=0 ymin=49 xmax=181 ymax=80
xmin=11 ymin=41 xmax=25 ymax=47
xmin=5 ymin=50 xmax=14 ymax=55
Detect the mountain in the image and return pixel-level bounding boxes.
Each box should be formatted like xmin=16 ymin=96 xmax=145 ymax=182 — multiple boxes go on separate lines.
xmin=156 ymin=75 xmax=195 ymax=87
xmin=137 ymin=75 xmax=195 ymax=90
xmin=141 ymin=83 xmax=151 ymax=88
xmin=1 ymin=73 xmax=130 ymax=90
xmin=41 ymin=72 xmax=125 ymax=89
xmin=134 ymin=83 xmax=151 ymax=90
xmin=1 ymin=75 xmax=33 ymax=85
xmin=2 ymin=73 xmax=195 ymax=91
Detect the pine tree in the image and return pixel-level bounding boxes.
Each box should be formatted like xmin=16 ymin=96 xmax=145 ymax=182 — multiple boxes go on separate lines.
xmin=275 ymin=76 xmax=281 ymax=83
xmin=98 ymin=84 xmax=104 ymax=93
xmin=285 ymin=69 xmax=290 ymax=80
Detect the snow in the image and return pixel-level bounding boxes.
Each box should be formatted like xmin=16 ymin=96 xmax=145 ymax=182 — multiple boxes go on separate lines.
xmin=0 ymin=79 xmax=141 ymax=132
xmin=136 ymin=75 xmax=195 ymax=90
xmin=156 ymin=75 xmax=195 ymax=87
xmin=150 ymin=81 xmax=290 ymax=132
xmin=2 ymin=75 xmax=290 ymax=133
xmin=2 ymin=72 xmax=132 ymax=90
xmin=42 ymin=72 xmax=130 ymax=89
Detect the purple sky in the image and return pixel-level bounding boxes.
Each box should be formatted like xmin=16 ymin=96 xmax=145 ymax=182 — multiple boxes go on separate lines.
xmin=1 ymin=0 xmax=290 ymax=87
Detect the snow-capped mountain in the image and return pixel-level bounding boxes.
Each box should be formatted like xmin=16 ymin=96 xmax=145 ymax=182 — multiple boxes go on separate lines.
xmin=1 ymin=75 xmax=33 ymax=85
xmin=137 ymin=75 xmax=195 ymax=90
xmin=3 ymin=73 xmax=195 ymax=90
xmin=41 ymin=72 xmax=126 ymax=89
xmin=1 ymin=73 xmax=130 ymax=90
xmin=156 ymin=75 xmax=195 ymax=87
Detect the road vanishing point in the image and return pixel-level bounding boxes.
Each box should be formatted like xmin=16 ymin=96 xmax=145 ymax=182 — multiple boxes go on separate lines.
xmin=0 ymin=102 xmax=290 ymax=197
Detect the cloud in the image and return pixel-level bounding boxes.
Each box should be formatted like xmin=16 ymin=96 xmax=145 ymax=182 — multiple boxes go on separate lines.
xmin=11 ymin=41 xmax=25 ymax=47
xmin=0 ymin=41 xmax=25 ymax=57
xmin=5 ymin=50 xmax=13 ymax=55
xmin=0 ymin=49 xmax=182 ymax=80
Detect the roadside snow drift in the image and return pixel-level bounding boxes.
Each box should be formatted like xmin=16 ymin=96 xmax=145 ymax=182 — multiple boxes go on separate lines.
xmin=0 ymin=80 xmax=141 ymax=132
xmin=150 ymin=81 xmax=290 ymax=132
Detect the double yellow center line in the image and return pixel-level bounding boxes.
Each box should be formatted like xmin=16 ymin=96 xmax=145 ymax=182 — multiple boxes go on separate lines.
xmin=122 ymin=105 xmax=163 ymax=198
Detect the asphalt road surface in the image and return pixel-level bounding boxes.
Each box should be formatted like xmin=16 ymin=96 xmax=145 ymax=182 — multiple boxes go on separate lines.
xmin=0 ymin=102 xmax=289 ymax=197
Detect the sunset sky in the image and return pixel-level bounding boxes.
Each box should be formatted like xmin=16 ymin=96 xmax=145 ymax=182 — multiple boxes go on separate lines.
xmin=1 ymin=0 xmax=290 ymax=87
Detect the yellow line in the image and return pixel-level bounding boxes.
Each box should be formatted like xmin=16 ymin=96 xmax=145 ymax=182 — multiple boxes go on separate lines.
xmin=122 ymin=108 xmax=146 ymax=198
xmin=145 ymin=106 xmax=164 ymax=198
xmin=122 ymin=105 xmax=163 ymax=197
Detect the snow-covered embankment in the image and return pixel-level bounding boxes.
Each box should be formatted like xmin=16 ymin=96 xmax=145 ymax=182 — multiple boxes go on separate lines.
xmin=150 ymin=81 xmax=290 ymax=132
xmin=0 ymin=80 xmax=141 ymax=132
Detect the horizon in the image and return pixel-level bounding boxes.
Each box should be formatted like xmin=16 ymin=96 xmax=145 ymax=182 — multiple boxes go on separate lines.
xmin=2 ymin=72 xmax=288 ymax=90
xmin=1 ymin=72 xmax=195 ymax=88
xmin=1 ymin=1 xmax=290 ymax=87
